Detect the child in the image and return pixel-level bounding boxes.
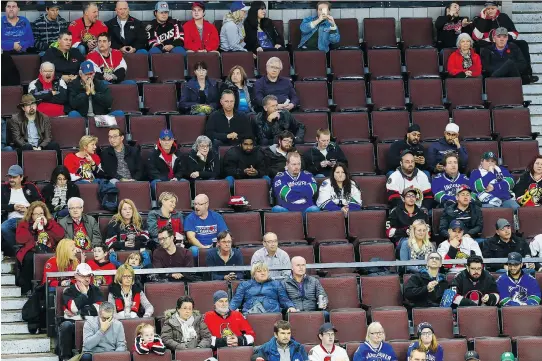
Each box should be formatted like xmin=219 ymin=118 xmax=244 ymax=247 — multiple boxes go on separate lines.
xmin=110 ymin=250 xmax=152 ymax=269
xmin=86 ymin=243 xmax=117 ymax=286
xmin=134 ymin=323 xmax=166 ymax=355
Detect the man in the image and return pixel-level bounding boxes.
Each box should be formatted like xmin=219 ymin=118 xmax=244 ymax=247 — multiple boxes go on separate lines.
xmin=427 ymin=123 xmax=468 ymax=174
xmin=387 ymin=150 xmax=433 ymax=210
xmin=152 ymin=225 xmax=193 ymax=281
xmin=86 ymin=243 xmax=115 ymax=286
xmin=1 ymin=1 xmax=34 ymax=53
xmin=251 ymin=232 xmax=291 ymax=280
xmin=184 ymin=194 xmax=229 ymax=259
xmin=386 ymin=187 xmax=430 ymax=248
xmin=254 ymin=94 xmax=305 ymax=146
xmin=42 ymin=31 xmax=86 ymax=83
xmin=500 ymin=352 xmax=515 ymax=361
xmin=100 ymin=127 xmax=144 ymax=182
xmin=147 ymin=129 xmax=185 ymax=196
xmin=448 ymin=255 xmax=499 ymax=306
xmin=439 ymin=185 xmax=483 ymax=240
xmin=404 ymin=252 xmax=449 ymax=307
xmin=58 ymin=197 xmax=102 ymax=251
xmin=308 ymin=323 xmax=349 ymax=361
xmin=223 ymin=135 xmax=269 ymax=188
xmin=435 ymin=2 xmax=472 ymax=50
xmin=104 ymin=1 xmax=147 ymax=54
xmin=81 ymin=301 xmax=127 ymax=361
xmin=483 ymin=219 xmax=532 ymax=272
xmin=432 ymin=153 xmax=470 ymax=207
xmin=283 ymin=256 xmax=328 ymax=311
xmin=146 ymin=1 xmax=185 ymax=55
xmin=387 ymin=124 xmax=427 ymax=173
xmin=263 ymin=130 xmax=298 ymax=179
xmin=31 ymin=2 xmax=68 ymax=52
xmin=1 ymin=165 xmax=42 ymax=256
xmin=205 ymin=90 xmax=253 ymax=148
xmin=464 ymin=351 xmax=480 ymax=361
xmin=273 ymin=152 xmax=319 ymax=214
xmin=480 ymin=27 xmax=530 ymax=81
xmin=298 ymin=1 xmax=340 ymax=53
xmin=437 ymin=220 xmax=482 ymax=271
xmin=303 ymin=128 xmax=347 ymax=177
xmin=183 ymin=1 xmax=219 ymax=53
xmin=497 ymin=252 xmax=541 ymax=306
xmin=28 ymin=62 xmax=68 ymax=117
xmin=254 ymin=57 xmax=299 ymax=110
xmin=68 ymin=2 xmax=108 ymax=56
xmin=252 ymin=320 xmax=308 ymax=361
xmin=206 ymin=230 xmax=244 ymax=281
xmin=86 ymin=32 xmax=133 ymax=84
xmin=8 ymin=94 xmax=60 ymax=155
xmin=203 ymin=290 xmax=255 ymax=348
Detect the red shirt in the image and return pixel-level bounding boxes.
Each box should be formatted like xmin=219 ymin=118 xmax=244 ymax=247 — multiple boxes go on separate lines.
xmin=86 ymin=259 xmax=116 ymax=286
xmin=72 ymin=220 xmax=92 ymax=250
xmin=42 ymin=256 xmax=76 ymax=287
xmin=68 ymin=17 xmax=108 ymax=48
xmin=203 ymin=310 xmax=256 ymax=340
xmin=183 ymin=19 xmax=219 ymax=52
xmin=63 ymin=153 xmax=101 ymax=182
xmin=447 ymin=49 xmax=482 ymax=77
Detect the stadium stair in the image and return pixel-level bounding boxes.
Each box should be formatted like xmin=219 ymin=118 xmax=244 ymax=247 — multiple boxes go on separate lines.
xmin=1 ymin=259 xmax=58 ymax=361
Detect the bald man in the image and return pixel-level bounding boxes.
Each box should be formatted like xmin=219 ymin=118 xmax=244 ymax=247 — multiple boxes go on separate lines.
xmin=282 ymin=256 xmax=328 ymax=311
xmin=104 ymin=1 xmax=148 ymax=54
xmin=251 ymin=232 xmax=292 ymax=280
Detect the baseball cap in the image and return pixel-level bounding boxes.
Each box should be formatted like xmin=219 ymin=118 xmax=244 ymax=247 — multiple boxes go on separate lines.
xmin=75 ymin=263 xmax=94 ymax=276
xmin=80 ymin=61 xmax=95 ymax=75
xmin=445 ymin=123 xmax=460 ymax=134
xmin=481 ymin=151 xmax=497 ymax=161
xmin=402 ymin=187 xmax=418 ymax=197
xmin=484 ymin=1 xmax=498 ymax=6
xmin=495 ymin=218 xmax=511 ymax=230
xmin=7 ymin=165 xmax=23 ymax=177
xmin=159 ymin=129 xmax=174 ymax=140
xmin=465 ymin=350 xmax=480 ymax=361
xmin=230 ymin=1 xmax=250 ymax=12
xmin=400 ymin=149 xmax=414 ymax=158
xmin=417 ymin=322 xmax=434 ymax=336
xmin=192 ymin=1 xmax=205 ymax=11
xmin=456 ymin=184 xmax=472 ymax=195
xmin=408 ymin=124 xmax=421 ymax=133
xmin=500 ymin=352 xmax=514 ymax=361
xmin=449 ymin=219 xmax=464 ymax=231
xmin=507 ymin=252 xmax=522 ymax=265
xmin=495 ymin=27 xmax=508 ymax=36
xmin=155 ymin=1 xmax=169 ymax=12
xmin=318 ymin=323 xmax=338 ymax=334
xmin=47 ymin=1 xmax=61 ymax=9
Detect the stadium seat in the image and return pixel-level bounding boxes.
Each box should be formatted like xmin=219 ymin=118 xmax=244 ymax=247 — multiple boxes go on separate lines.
xmin=22 ymin=150 xmax=57 ymax=182
xmin=169 ymin=115 xmax=206 ymax=146
xmin=257 ymin=51 xmax=291 ymax=78
xmin=175 ymin=348 xmax=213 ymax=361
xmin=408 ymin=78 xmax=444 ymax=109
xmin=264 ymin=212 xmax=306 ymax=244
xmin=108 ymin=84 xmax=142 ymax=115
xmin=120 ymin=318 xmax=155 ymax=350
xmin=281 ymin=245 xmax=315 ymax=264
xmin=194 ymin=180 xmax=231 ymax=211
xmin=246 ymin=313 xmax=283 ymax=346
xmin=124 ymin=53 xmax=150 ymax=83
xmin=330 ymin=50 xmax=365 ymax=79
xmin=376 ymin=142 xmax=392 ymax=173
xmin=518 ymin=207 xmax=542 ymax=239
xmin=318 ymin=243 xmax=356 ymax=275
xmin=431 ymin=208 xmax=444 ymax=239
xmin=218 ymin=145 xmax=232 ymax=159
xmin=371 ymin=306 xmax=410 ymax=340
xmin=239 ymin=247 xmax=258 ymax=267
xmin=88 ymin=116 xmax=127 ymax=147
xmin=412 ymin=307 xmax=454 ymax=339
xmin=129 ymin=115 xmax=167 ymax=147
xmin=485 ymin=77 xmax=525 ymax=108
xmin=340 ymin=143 xmax=376 ymax=174
xmin=502 ymin=306 xmax=542 ymax=338
xmin=371 ymin=110 xmax=409 ymax=142
xmin=401 ymin=18 xmax=434 ymax=48
xmin=481 ymin=208 xmax=514 ymax=238
xmin=332 ymin=80 xmax=368 ymax=112
xmin=350 ymin=178 xmax=388 ymax=209
xmin=151 ymin=53 xmax=186 ymax=83
xmin=2 ymin=151 xmax=18 ymax=177
xmin=74 ymin=319 xmax=84 ymax=351
xmin=411 ymin=109 xmax=449 ymax=141
xmin=405 ymin=48 xmax=440 ymax=77
xmin=221 ymin=51 xmax=256 ymax=79
xmin=474 ymin=337 xmax=512 ymax=361
xmin=144 ymin=282 xmax=186 ymax=321
xmin=197 ymin=246 xmax=210 ymax=268
xmin=143 ymin=83 xmax=179 ymax=114
xmin=516 ymin=336 xmax=542 ymax=361
xmin=78 ymin=183 xmax=102 ymax=214
xmin=288 ymin=311 xmax=325 ymax=344
xmin=294 ymin=50 xmax=327 ymax=81
xmin=222 ymin=212 xmax=262 ymax=247
xmin=331 ymin=112 xmax=371 ymax=143
xmin=335 ymin=18 xmax=360 ymax=48
xmin=295 ymin=81 xmax=330 ymax=112
xmin=439 ymin=338 xmax=468 ymax=361
xmin=294 ymin=112 xmax=329 ymax=143
xmin=1 ymin=85 xmax=23 ymax=117
xmin=133 ymin=350 xmax=172 ymax=361
xmin=363 ymin=18 xmax=397 ymax=48
xmin=288 ymin=19 xmax=303 ymax=49
xmin=493 ymin=107 xmax=536 ymax=140
xmin=457 ymin=306 xmax=500 ymax=339
xmin=187 ymin=52 xmax=221 ymax=80
xmin=50 ymin=117 xmax=86 ymax=149
xmin=12 ymin=54 xmax=40 ymax=85
xmin=33 ymin=252 xmax=53 ymax=284
xmin=330 ymin=309 xmax=367 ymax=342
xmin=453 ymin=108 xmax=492 ymax=140
xmin=367 ymin=49 xmax=402 ymax=78
xmin=358 ymin=241 xmax=395 ymax=262
xmin=536 ymin=273 xmax=542 ymax=292
xmin=93 ymin=352 xmax=131 ymax=361
xmin=217 ymin=346 xmax=254 ymax=361
xmin=346 ymin=342 xmax=361 ymax=360
xmin=389 ymin=340 xmax=411 ymax=361
xmin=306 ymin=211 xmax=348 ymax=245
xmin=319 ymin=276 xmax=360 ymax=309
xmin=116 ymin=181 xmax=152 ymax=212
xmin=154 ymin=178 xmax=193 ymax=212
xmin=445 ymin=77 xmax=484 ymax=108
xmin=233 ymin=179 xmax=271 ymax=210
xmin=463 ymin=141 xmax=498 ymax=173
xmin=501 ymin=140 xmax=540 ymax=173
xmin=441 ymin=48 xmax=454 ymax=69
xmin=188 ymin=281 xmax=228 ymax=315
xmin=360 ymin=275 xmax=402 ymax=308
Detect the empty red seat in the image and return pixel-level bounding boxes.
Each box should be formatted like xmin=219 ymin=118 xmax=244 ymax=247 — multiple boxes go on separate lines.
xmin=358 ymin=241 xmax=394 ymax=262
xmin=351 ymin=178 xmax=388 ymax=209
xmin=389 ymin=340 xmax=411 ymax=361
xmin=257 ymin=51 xmax=291 ymax=78
xmin=412 ymin=307 xmax=454 ymax=339
xmin=501 ymin=140 xmax=540 ymax=173
xmin=143 ymin=83 xmax=179 ymax=114
xmin=411 ymin=110 xmax=449 ymax=141
xmin=335 ymin=18 xmax=360 ymax=48
xmin=12 ymin=54 xmax=40 ymax=85
xmin=439 ymin=338 xmax=468 ymax=361
xmin=78 ymin=183 xmax=102 ymax=214
xmin=217 ymin=346 xmax=254 ymax=361
xmin=239 ymin=247 xmax=258 ymax=266
xmin=501 ymin=305 xmax=542 ymax=338
xmin=281 ymin=245 xmax=315 ymax=264
xmin=294 ymin=112 xmax=329 ymax=143
xmin=363 ymin=18 xmax=397 ymax=48
xmin=332 ymin=80 xmax=368 ymax=112
xmin=481 ymin=208 xmax=514 ymax=238
xmin=445 ymin=77 xmax=484 ymax=108
xmin=154 ymin=181 xmax=192 ymax=212
xmin=188 ymin=281 xmax=228 ymax=315
xmin=331 ymin=112 xmax=370 ymax=143
xmin=93 ymin=352 xmax=130 ymax=361
xmin=367 ymin=49 xmax=402 ymax=78
xmin=371 ymin=306 xmax=410 ymax=340
xmin=133 ymin=350 xmax=171 ymax=361
xmin=1 ymin=85 xmax=23 ymax=117
xmin=306 ymin=211 xmax=348 ymax=244
xmin=187 ymin=52 xmax=221 ymax=80
xmin=50 ymin=117 xmax=86 ymax=149
xmin=151 ymin=53 xmax=185 ymax=83
xmin=264 ymin=212 xmax=306 ymax=244
xmin=294 ymin=50 xmax=327 ymax=80
xmin=401 ymin=18 xmax=434 ymax=48
xmin=221 ymin=51 xmax=256 ymax=79
xmin=518 ymin=207 xmax=542 ymax=239
xmin=175 ymin=348 xmax=213 ymax=361
xmin=124 ymin=53 xmax=150 ymax=83
xmin=295 ymin=81 xmax=329 ymax=112
xmin=360 ymin=275 xmax=402 ymax=308
xmin=233 ymin=179 xmax=271 ymax=210
xmin=169 ymin=115 xmax=206 ymax=146
xmin=405 ymin=48 xmax=439 ymax=77
xmin=2 ymin=151 xmax=18 ymax=176
xmin=408 ymin=78 xmax=444 ymax=109
xmin=144 ymin=282 xmax=186 ymax=320
xmin=33 ymin=252 xmax=54 ymax=283
xmin=319 ymin=276 xmax=360 ymax=309
xmin=288 ymin=311 xmax=325 ymax=344
xmin=474 ymin=337 xmax=512 ymax=361
xmin=463 ymin=141 xmax=498 ymax=173
xmin=493 ymin=107 xmax=535 ymax=140
xmin=194 ymin=180 xmax=231 ymax=211
xmin=318 ymin=243 xmax=356 ymax=275
xmin=330 ymin=309 xmax=367 ymax=343
xmin=376 ymin=142 xmax=392 ymax=173
xmin=246 ymin=313 xmax=282 ymax=346
xmin=129 ymin=115 xmax=167 ymax=147
xmin=516 ymin=336 xmax=542 ymax=361
xmin=23 ymin=150 xmax=57 ymax=182
xmin=108 ymin=84 xmax=142 ymax=115
xmin=288 ymin=19 xmax=303 ymax=49
xmin=116 ymin=181 xmax=152 ymax=212
xmin=371 ymin=110 xmax=409 ymax=142
xmin=330 ymin=50 xmax=365 ymax=79
xmin=89 ymin=116 xmax=127 ymax=147
xmin=453 ymin=108 xmax=492 ymax=140
xmin=340 ymin=143 xmax=376 ymax=175
xmin=222 ymin=212 xmax=262 ymax=247
xmin=346 ymin=342 xmax=361 ymax=360
xmin=486 ymin=77 xmax=524 ymax=108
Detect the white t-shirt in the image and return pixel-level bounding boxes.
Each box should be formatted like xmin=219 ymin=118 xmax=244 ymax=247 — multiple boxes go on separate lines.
xmin=8 ymin=188 xmax=30 ymax=219
xmin=309 ymin=344 xmax=350 ymax=361
xmin=319 ymin=148 xmax=328 ymax=158
xmin=120 ymin=20 xmax=127 ymax=38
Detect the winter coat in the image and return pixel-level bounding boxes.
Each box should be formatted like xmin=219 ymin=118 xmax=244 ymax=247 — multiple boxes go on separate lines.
xmin=244 ymin=18 xmax=284 ymax=53
xmin=146 ymin=18 xmax=184 ymax=50
xmin=183 ymin=19 xmax=219 ymax=52
xmin=480 ymin=42 xmax=527 ymax=76
xmin=63 ymin=283 xmax=104 ymax=320
xmin=482 ymin=234 xmax=531 ymax=271
xmin=146 ymin=143 xmax=184 ymax=181
xmin=219 ymin=80 xmax=255 ymax=113
xmin=8 ymin=111 xmax=53 ymax=148
xmin=435 ymin=14 xmax=471 ymax=49
xmin=146 ymin=208 xmax=183 ymax=240
xmin=254 ymin=76 xmax=299 ymax=108
xmin=179 ymin=78 xmax=219 ymax=113
xmin=58 ymin=213 xmax=102 ymax=250
xmin=67 ymin=77 xmax=113 ymax=116
xmin=439 ymin=202 xmax=483 ymax=238
xmin=205 ymin=109 xmax=253 ymax=146
xmin=303 ymin=143 xmax=347 ymax=177
xmin=162 ymin=309 xmax=212 ymax=350
xmin=387 ymin=139 xmax=427 ymax=172
xmin=31 ymin=13 xmax=68 ymax=51
xmin=299 ymin=15 xmax=340 ymax=53
xmin=108 ymin=282 xmax=153 ymax=318
xmin=254 ymin=110 xmax=305 ymax=145
xmin=472 ymin=10 xmax=518 ymax=43
xmin=41 ymin=46 xmax=86 ymax=78
xmin=220 ymin=16 xmax=246 ymax=52
xmin=15 ymin=218 xmax=65 ymax=263
xmin=183 ymin=149 xmax=220 ymax=180
xmin=229 ymin=278 xmax=295 ymax=314
xmin=206 ymin=248 xmax=244 ymax=281
xmin=1 ymin=182 xmax=43 ymax=213
xmin=28 ymin=76 xmax=68 ymax=117
xmin=282 ymin=275 xmax=327 ymax=311
xmin=222 ymin=145 xmax=267 ymax=179
xmin=252 ymin=336 xmax=308 ymax=361
xmin=41 ymin=182 xmax=80 ymax=214
xmin=386 ymin=203 xmax=430 ymax=244
xmin=1 ymin=15 xmax=34 ymax=51
xmin=447 ymin=48 xmax=482 ymax=77
xmin=427 ymin=138 xmax=468 ymax=173
xmin=404 ymin=269 xmax=448 ymax=307
xmin=100 ymin=144 xmax=145 ymax=181
xmin=104 ymin=15 xmax=147 ymax=51
xmin=514 ymin=172 xmax=542 ymax=207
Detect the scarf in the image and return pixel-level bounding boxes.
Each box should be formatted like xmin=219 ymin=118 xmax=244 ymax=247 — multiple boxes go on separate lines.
xmin=39 ymin=73 xmax=53 ymax=90
xmin=176 ymin=313 xmax=197 ymax=342
xmin=157 ymin=142 xmax=175 ymax=179
xmin=51 ymin=184 xmax=68 ymax=210
xmin=409 ymin=239 xmax=434 ymax=261
xmin=461 ymin=50 xmax=473 ymax=70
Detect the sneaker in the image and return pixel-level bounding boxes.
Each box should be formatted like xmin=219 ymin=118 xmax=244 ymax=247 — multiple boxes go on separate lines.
xmin=531 ymin=75 xmax=539 ymax=83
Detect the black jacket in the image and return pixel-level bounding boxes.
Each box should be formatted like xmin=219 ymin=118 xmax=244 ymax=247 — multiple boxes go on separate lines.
xmin=450 ymin=269 xmax=499 ymax=306
xmin=28 ymin=77 xmax=68 ymax=108
xmin=62 ymin=284 xmax=104 ymax=318
xmin=481 ymin=42 xmax=527 ymax=76
xmin=104 ymin=15 xmax=147 ymax=50
xmin=222 ymin=145 xmax=266 ymax=179
xmin=404 ymin=270 xmax=449 ymax=307
xmin=218 ymin=80 xmax=255 ymax=112
xmin=1 ymin=52 xmax=20 ymax=86
xmin=435 ymin=15 xmax=471 ymax=49
xmin=205 ymin=109 xmax=253 ymax=146
xmin=179 ymin=78 xmax=219 ymax=113
xmin=67 ymin=78 xmax=113 ymax=116
xmin=439 ymin=202 xmax=483 ymax=238
xmin=472 ymin=12 xmax=518 ymax=43
xmin=244 ymin=18 xmax=285 ymax=53
xmin=387 ymin=139 xmax=427 ymax=172
xmin=1 ymin=182 xmax=43 ymax=213
xmin=41 ymin=182 xmax=80 ymax=214
xmin=146 ymin=143 xmax=184 ymax=181
xmin=513 ymin=171 xmax=542 ymax=206
xmin=254 ymin=110 xmax=305 ymax=145
xmin=482 ymin=234 xmax=531 ymax=271
xmin=42 ymin=47 xmax=85 ymax=78
xmin=100 ymin=144 xmax=145 ymax=181
xmin=183 ymin=149 xmax=220 ymax=180
xmin=386 ymin=203 xmax=429 ymax=244
xmin=303 ymin=143 xmax=347 ymax=177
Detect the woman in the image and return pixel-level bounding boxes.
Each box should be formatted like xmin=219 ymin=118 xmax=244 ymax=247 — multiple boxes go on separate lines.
xmin=229 ymin=262 xmax=296 ymax=314
xmin=41 ymin=165 xmax=80 ymax=218
xmin=407 ymin=323 xmax=444 ymax=361
xmin=435 ymin=2 xmax=472 ymax=50
xmin=108 ymin=264 xmax=154 ymax=319
xmin=400 ymin=220 xmax=435 ymax=274
xmin=161 ymin=295 xmax=212 ymax=351
xmin=316 ymin=163 xmax=362 ymax=215
xmin=219 ymin=66 xmax=254 ymax=113
xmin=244 ymin=1 xmax=284 ymax=54
xmin=42 ymin=238 xmax=80 ymax=287
xmin=220 ymin=2 xmax=249 ymax=52
xmin=514 ymin=155 xmax=542 ymax=207
xmin=63 ymin=135 xmax=105 ymax=183
xmin=353 ymin=322 xmax=398 ymax=361
xmin=105 ymin=199 xmax=150 ymax=250
xmin=184 ymin=136 xmax=219 ymax=181
xmin=447 ymin=33 xmax=482 ymax=78
xmin=16 ymin=201 xmax=65 ymax=294
xmin=178 ymin=61 xmax=219 ymax=115
xmin=147 ymin=192 xmax=184 ymax=242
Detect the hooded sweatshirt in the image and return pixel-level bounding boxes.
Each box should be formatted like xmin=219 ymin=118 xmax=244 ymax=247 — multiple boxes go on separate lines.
xmin=472 ymin=9 xmax=518 ymax=43
xmin=220 ymin=14 xmax=247 ymax=52
xmin=31 ymin=13 xmax=69 ymax=51
xmin=427 ymin=138 xmax=468 ymax=173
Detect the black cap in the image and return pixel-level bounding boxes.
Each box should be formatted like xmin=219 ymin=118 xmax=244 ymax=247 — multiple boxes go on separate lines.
xmin=465 ymin=350 xmax=480 ymax=361
xmin=400 ymin=149 xmax=414 ymax=158
xmin=408 ymin=124 xmax=421 ymax=133
xmin=318 ymin=323 xmax=338 ymax=334
xmin=507 ymin=252 xmax=522 ymax=265
xmin=484 ymin=1 xmax=498 ymax=6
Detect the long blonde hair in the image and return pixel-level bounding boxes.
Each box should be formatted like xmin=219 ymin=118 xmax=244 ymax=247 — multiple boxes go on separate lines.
xmin=109 ymin=199 xmax=143 ymax=231
xmin=365 ymin=322 xmax=385 ymax=343
xmin=225 ymin=9 xmax=246 ymax=28
xmin=407 ymin=220 xmax=432 ymax=252
xmin=22 ymin=201 xmax=53 ymax=223
xmin=55 ymin=239 xmax=79 ymax=271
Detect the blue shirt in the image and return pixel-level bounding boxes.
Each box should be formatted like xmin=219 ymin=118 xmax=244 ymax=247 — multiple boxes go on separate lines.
xmin=1 ymin=15 xmax=34 ymax=51
xmin=184 ymin=210 xmax=228 ymax=246
xmin=257 ymin=30 xmax=273 ymax=49
xmin=238 ymin=89 xmax=249 ymax=112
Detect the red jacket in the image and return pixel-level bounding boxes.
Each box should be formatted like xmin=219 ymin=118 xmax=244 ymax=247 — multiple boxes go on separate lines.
xmin=42 ymin=256 xmax=77 ymax=287
xmin=203 ymin=310 xmax=255 ymax=340
xmin=68 ymin=17 xmax=108 ymax=48
xmin=16 ymin=219 xmax=65 ymax=263
xmin=183 ymin=19 xmax=219 ymax=52
xmin=447 ymin=49 xmax=482 ymax=77
xmin=86 ymin=259 xmax=116 ymax=286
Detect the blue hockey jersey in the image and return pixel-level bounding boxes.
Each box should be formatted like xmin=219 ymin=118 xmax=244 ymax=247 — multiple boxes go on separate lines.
xmin=470 ymin=166 xmax=515 ymax=202
xmin=273 ymin=170 xmax=317 ymax=211
xmin=497 ymin=271 xmax=541 ymax=306
xmin=432 ymin=173 xmax=470 ymax=204
xmin=353 ymin=341 xmax=398 ymax=361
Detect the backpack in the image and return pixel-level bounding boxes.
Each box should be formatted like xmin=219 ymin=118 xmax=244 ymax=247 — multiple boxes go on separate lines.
xmin=22 ymin=284 xmax=46 ymax=334
xmin=363 ymin=257 xmax=394 ymax=276
xmin=99 ymin=180 xmax=119 ymax=212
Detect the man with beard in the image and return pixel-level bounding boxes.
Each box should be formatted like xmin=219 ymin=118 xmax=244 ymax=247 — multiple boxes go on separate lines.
xmin=264 ymin=130 xmax=300 ymax=179
xmin=437 ymin=220 xmax=482 ymax=272
xmin=1 ymin=1 xmax=34 ymax=53
xmin=427 ymin=123 xmax=468 ymax=174
xmin=28 ymin=62 xmax=68 ymax=117
xmin=68 ymin=2 xmax=108 ymax=56
xmin=404 ymin=252 xmax=449 ymax=307
xmin=497 ymin=252 xmax=541 ymax=306
xmin=448 ymin=255 xmax=499 ymax=306
xmin=252 ymin=320 xmax=308 ymax=361
xmin=432 ymin=153 xmax=470 ymax=208
xmin=223 ymin=135 xmax=269 ymax=188
xmin=388 ymin=124 xmax=427 ymax=173
xmin=42 ymin=31 xmax=86 ymax=83
xmin=86 ymin=32 xmax=134 ymax=84
xmin=439 ymin=185 xmax=483 ymax=240
xmin=31 ymin=2 xmax=68 ymax=52
xmin=482 ymin=219 xmax=533 ymax=272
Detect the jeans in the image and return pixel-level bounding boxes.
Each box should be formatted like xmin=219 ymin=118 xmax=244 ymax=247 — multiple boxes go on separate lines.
xmin=18 ymin=250 xmax=35 ymax=294
xmin=482 ymin=198 xmax=520 ymax=210
xmin=1 ymin=218 xmax=18 ymax=256
xmin=58 ymin=320 xmax=75 ymax=359
xmin=74 ymin=178 xmax=105 ymax=186
xmin=225 ymin=176 xmax=271 ymax=188
xmin=68 ymin=110 xmax=125 ymax=118
xmin=76 ymin=44 xmax=87 ymax=56
xmin=135 ymin=49 xmax=148 ymax=55
xmin=81 ymin=354 xmax=93 ymax=361
xmin=272 ymin=205 xmax=320 ymax=221
xmin=149 ymin=46 xmax=187 ymax=55
xmin=102 ymin=79 xmax=138 ymax=85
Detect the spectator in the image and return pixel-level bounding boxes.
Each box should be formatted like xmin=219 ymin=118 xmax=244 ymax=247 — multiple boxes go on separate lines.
xmin=255 ymin=94 xmax=305 ymax=146
xmin=162 ymin=295 xmax=212 ymax=351
xmin=108 ymin=264 xmax=154 ymax=319
xmin=1 ymin=1 xmax=34 ymax=53
xmin=514 ymin=154 xmax=542 ymax=207
xmin=251 ymin=232 xmax=291 ymax=280
xmin=353 ymin=322 xmax=398 ymax=361
xmin=152 ymin=226 xmax=193 ymax=281
xmin=220 ymin=1 xmax=249 ymax=52
xmin=147 ymin=129 xmax=185 ymax=196
xmin=283 ymin=256 xmax=327 ymax=312
xmin=41 ymin=31 xmax=85 ymax=83
xmin=106 ymin=199 xmax=150 ymax=251
xmin=185 ymin=193 xmax=228 ymax=258
xmin=230 ymin=262 xmax=296 ymax=314
xmin=435 ymin=2 xmax=472 ymax=50
xmin=387 ymin=124 xmax=427 ymax=173
xmin=254 ymin=57 xmax=298 ymax=110
xmin=439 ymin=185 xmax=483 ymax=240
xmin=206 ymin=230 xmax=244 ymax=281
xmin=432 ymin=153 xmax=471 ymax=207
xmin=497 ymin=252 xmax=541 ymax=306
xmin=308 ymin=323 xmax=348 ymax=361
xmin=447 ymin=33 xmax=482 ymax=78
xmin=134 ymin=323 xmax=166 ymax=356
xmin=28 ymin=62 xmax=68 ymax=117
xmin=404 ymin=252 xmax=448 ymax=307
xmin=427 ymin=123 xmax=468 ymax=174
xmin=104 ymin=1 xmax=147 ymax=54
xmin=448 ymin=255 xmax=500 ymax=306
xmin=298 ymin=1 xmax=340 ymax=52
xmin=205 ymin=89 xmax=253 ymax=148
xmin=387 ymin=188 xmax=430 ymax=249
xmin=437 ymin=220 xmax=482 ymax=272
xmin=219 ymin=65 xmax=255 ymax=113
xmin=31 ymin=2 xmax=68 ymax=53
xmin=1 ymin=165 xmax=42 ymax=257
xmin=407 ymin=323 xmax=444 ymax=361
xmin=68 ymin=2 xmax=108 ymax=56
xmin=63 ymin=135 xmax=105 ymax=183
xmin=86 ymin=32 xmax=134 ymax=84
xmin=179 ymin=61 xmax=219 ymax=115
xmin=41 ymin=238 xmax=80 ymax=287
xmin=470 ymin=151 xmax=519 ymax=209
xmin=86 ymin=242 xmax=116 ymax=287
xmin=8 ymin=94 xmax=60 ymax=155
xmin=530 ymin=234 xmax=542 ymax=270
xmin=252 ymin=320 xmax=308 ymax=361
xmin=147 ymin=191 xmax=184 ymax=243
xmin=244 ymin=1 xmax=285 ymax=54
xmin=304 ymin=129 xmax=347 ymax=177
xmin=109 ymin=249 xmax=151 ymax=270
xmin=410 ymin=349 xmax=429 ymax=361
xmin=387 ymin=151 xmax=433 ymax=210
xmin=400 ymin=220 xmax=435 ymax=274
xmin=223 ymin=135 xmax=269 ymax=188
xmin=147 ymin=1 xmax=185 ymax=55
xmin=465 ymin=351 xmax=481 ymax=361
xmin=184 ymin=136 xmax=220 ymax=182
xmin=41 ymin=165 xmax=80 ymax=218
xmin=263 ymin=130 xmax=296 ymax=178
xmin=58 ymin=197 xmax=102 ymax=251
xmin=183 ymin=1 xmax=219 ymax=53
xmin=2 ymin=117 xmax=14 ymax=152
xmin=80 ymin=301 xmax=127 ymax=361
xmin=482 ymin=218 xmax=532 ymax=272
xmin=273 ymin=152 xmax=319 ymax=214
xmin=203 ymin=290 xmax=255 ymax=348
xmin=15 ymin=200 xmax=64 ymax=294
xmin=101 ymin=127 xmax=144 ymax=182
xmin=316 ymin=162 xmax=362 ymax=214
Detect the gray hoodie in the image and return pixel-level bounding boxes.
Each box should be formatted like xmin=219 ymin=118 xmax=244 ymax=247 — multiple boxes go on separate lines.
xmin=82 ymin=316 xmax=127 ymax=353
xmin=220 ymin=15 xmax=247 ymax=51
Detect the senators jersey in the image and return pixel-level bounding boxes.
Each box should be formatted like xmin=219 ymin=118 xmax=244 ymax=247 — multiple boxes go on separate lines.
xmin=68 ymin=17 xmax=108 ymax=48
xmin=146 ymin=18 xmax=184 ymax=49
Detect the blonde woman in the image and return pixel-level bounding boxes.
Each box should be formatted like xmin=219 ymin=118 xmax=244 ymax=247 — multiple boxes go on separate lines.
xmin=63 ymin=135 xmax=105 ymax=183
xmin=42 ymin=238 xmax=81 ymax=287
xmin=353 ymin=322 xmax=398 ymax=361
xmin=407 ymin=322 xmax=444 ymax=361
xmin=147 ymin=191 xmax=184 ymax=242
xmin=106 ymin=199 xmax=150 ymax=250
xmin=400 ymin=220 xmax=435 ymax=273
xmin=220 ymin=2 xmax=250 ymax=51
xmin=108 ymin=264 xmax=154 ymax=319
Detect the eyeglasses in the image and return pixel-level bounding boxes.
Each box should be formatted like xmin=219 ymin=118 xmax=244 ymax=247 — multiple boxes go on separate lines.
xmin=158 ymin=236 xmax=172 ymax=242
xmin=33 ymin=212 xmax=45 ymax=217
xmin=68 ymin=206 xmax=83 ymax=210
xmin=219 ymin=240 xmax=233 ymax=244
xmin=370 ymin=331 xmax=384 ymax=336
xmin=428 ymin=256 xmax=441 ymax=261
xmin=268 ymin=65 xmax=281 ymax=70
xmin=265 ymin=239 xmax=278 ymax=244
xmin=198 ymin=144 xmax=210 ymax=149
xmin=122 ymin=275 xmax=133 ymax=279
xmin=421 ymin=331 xmax=433 ymax=336
xmin=404 ymin=194 xmax=417 ymax=198
xmin=194 ymin=202 xmax=208 ymax=206
xmin=108 ymin=134 xmax=121 ymax=139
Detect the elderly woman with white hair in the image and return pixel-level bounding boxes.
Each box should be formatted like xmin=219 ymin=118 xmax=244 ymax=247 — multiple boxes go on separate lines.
xmin=58 ymin=197 xmax=103 ymax=250
xmin=353 ymin=321 xmax=398 ymax=361
xmin=183 ymin=135 xmax=219 ymax=181
xmin=28 ymin=61 xmax=68 ymax=117
xmin=447 ymin=33 xmax=482 ymax=78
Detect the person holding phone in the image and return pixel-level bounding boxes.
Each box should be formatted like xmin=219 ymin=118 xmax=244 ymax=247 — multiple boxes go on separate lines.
xmin=298 ymin=1 xmax=340 ymax=53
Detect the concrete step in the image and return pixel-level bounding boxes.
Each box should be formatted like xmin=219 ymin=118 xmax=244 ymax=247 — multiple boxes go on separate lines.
xmin=2 ymin=310 xmax=24 ymax=323
xmin=516 ymin=23 xmax=542 ymax=33
xmin=1 ymin=353 xmax=59 ymax=361
xmin=2 ymin=273 xmax=16 ymax=285
xmin=532 ymin=64 xmax=542 ymax=74
xmin=2 ymin=260 xmax=15 ymax=273
xmin=521 ymin=34 xmax=542 ymax=43
xmin=513 ymin=2 xmax=542 ymax=12
xmin=532 ymin=54 xmax=542 ymax=64
xmin=513 ymin=13 xmax=542 ymax=23
xmin=1 ymin=322 xmax=30 ymax=335
xmin=2 ymin=285 xmax=22 ymax=297
xmin=530 ymin=105 xmax=542 ymax=115
xmin=529 ymin=43 xmax=542 ymax=54
xmin=1 ymin=334 xmax=51 ymax=354
xmin=2 ymin=296 xmax=27 ymax=310
xmin=524 ymin=95 xmax=542 ymax=104
xmin=523 ymin=84 xmax=542 ymax=94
